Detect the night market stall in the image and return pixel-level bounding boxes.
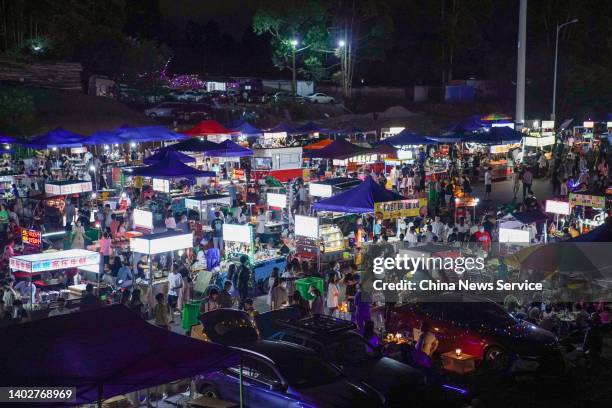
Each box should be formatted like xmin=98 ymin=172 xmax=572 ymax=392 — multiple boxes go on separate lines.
xmin=9 ymin=249 xmax=101 ymax=317
xmin=183 ymin=119 xmax=237 ymax=142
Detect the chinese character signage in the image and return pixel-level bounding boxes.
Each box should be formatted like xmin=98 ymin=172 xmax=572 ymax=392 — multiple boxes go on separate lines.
xmin=21 ymin=228 xmax=42 ymax=248
xmin=45 ymin=181 xmax=93 ymax=196
xmin=569 ymin=193 xmax=605 ymax=208
xmin=10 ymin=252 xmax=100 ymax=272
xmin=374 ymin=198 xmax=428 ymax=219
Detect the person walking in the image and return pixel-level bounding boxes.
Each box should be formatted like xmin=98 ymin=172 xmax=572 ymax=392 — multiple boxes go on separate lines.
xmin=153 ymin=293 xmax=170 ymax=329
xmin=211 ymin=212 xmax=224 ymax=251
xmin=270 ymin=278 xmax=288 ymax=311
xmin=237 ymin=255 xmax=251 ymax=308
xmin=511 ymin=168 xmax=520 ymax=199
xmin=522 ymin=167 xmax=533 ymax=199
xmin=483 ymin=167 xmax=492 ymax=201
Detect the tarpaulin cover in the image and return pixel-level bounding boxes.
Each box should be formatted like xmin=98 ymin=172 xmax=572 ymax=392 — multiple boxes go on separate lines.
xmin=170 ymin=137 xmax=221 ymax=152
xmin=314 ymin=176 xmax=406 ymax=213
xmin=130 ymin=149 xmax=215 ymax=179
xmin=0 ymin=305 xmax=240 ymax=405
xmin=229 ymin=121 xmax=263 ymax=136
xmin=463 ymin=126 xmax=524 ymax=145
xmin=22 ymin=127 xmax=88 ymax=148
xmin=144 ymin=146 xmax=195 ymax=165
xmin=184 ymin=120 xmax=233 ymax=136
xmin=511 ymin=210 xmax=549 ymax=224
xmin=116 ymin=125 xmax=186 ymax=143
xmin=569 ymin=218 xmax=612 ymax=242
xmin=295 ymin=121 xmax=329 ymax=134
xmin=303 ymin=138 xmax=374 ymax=160
xmin=304 ymin=138 xmax=334 ymax=150
xmin=265 ymin=122 xmax=296 ymax=134
xmin=82 ymin=130 xmax=125 ymax=146
xmin=204 ymin=139 xmax=253 ymax=157
xmin=376 ymin=129 xmax=437 ymax=146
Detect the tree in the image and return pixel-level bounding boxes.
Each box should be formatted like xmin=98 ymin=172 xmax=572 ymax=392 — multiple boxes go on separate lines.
xmin=253 ymin=0 xmax=330 ymax=91
xmin=327 ymin=0 xmax=394 ymax=97
xmin=0 ymin=87 xmax=35 ymax=133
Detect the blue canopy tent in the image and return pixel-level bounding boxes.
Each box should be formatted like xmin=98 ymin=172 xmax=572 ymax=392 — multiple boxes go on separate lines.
xmin=130 ymin=149 xmax=215 ymax=179
xmin=303 ymin=138 xmax=374 ymax=160
xmin=82 ymin=130 xmax=125 ymax=146
xmin=0 ymin=305 xmax=240 ymax=405
xmin=204 ymin=139 xmax=253 ymax=158
xmin=144 ymin=146 xmax=196 ymax=165
xmin=22 ymin=127 xmax=88 ymax=148
xmin=265 ymin=122 xmax=296 ymax=134
xmin=0 ymin=134 xmax=17 ymax=144
xmin=171 ymin=137 xmax=220 ymax=152
xmin=229 ymin=121 xmax=263 ymax=137
xmin=376 ymin=129 xmax=437 ymax=146
xmin=116 ymin=125 xmax=187 ymax=143
xmin=336 ymin=124 xmax=367 ymax=135
xmin=446 ymin=115 xmax=487 ymax=133
xmin=463 ymin=126 xmax=524 ymax=145
xmin=295 ymin=121 xmax=330 ymax=134
xmin=314 ymin=176 xmax=406 ymax=213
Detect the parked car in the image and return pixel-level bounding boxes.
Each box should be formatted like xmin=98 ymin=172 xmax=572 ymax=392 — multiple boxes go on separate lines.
xmin=260 ymin=313 xmax=459 ymax=406
xmin=144 ymin=102 xmax=185 ymax=119
xmin=272 ymin=92 xmax=305 ymax=103
xmin=195 ymin=309 xmax=383 ymax=407
xmin=305 ymin=92 xmax=335 ymax=104
xmin=171 ymin=103 xmax=213 ymax=122
xmin=384 ymin=293 xmax=562 ymax=371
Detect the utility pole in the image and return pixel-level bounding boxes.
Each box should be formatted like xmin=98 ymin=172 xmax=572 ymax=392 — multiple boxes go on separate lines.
xmin=551 ymin=19 xmax=578 ymax=123
xmin=291 ymin=39 xmax=298 ymax=96
xmin=515 ymin=0 xmax=527 ymax=128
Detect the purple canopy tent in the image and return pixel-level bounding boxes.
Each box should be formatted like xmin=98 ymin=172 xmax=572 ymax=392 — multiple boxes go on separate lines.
xmin=115 ymin=125 xmax=187 ymax=143
xmin=376 ymin=129 xmax=437 ymax=146
xmin=171 ymin=137 xmax=220 ymax=152
xmin=336 ymin=124 xmax=367 ymax=135
xmin=303 ymin=138 xmax=374 ymax=160
xmin=131 ymin=149 xmax=215 ymax=179
xmin=295 ymin=121 xmax=330 ymax=134
xmin=229 ymin=121 xmax=263 ymax=136
xmin=21 ymin=127 xmax=88 ymax=149
xmin=0 ymin=134 xmax=17 ymax=144
xmin=144 ymin=146 xmax=196 ymax=165
xmin=0 ymin=306 xmax=240 ymax=405
xmin=265 ymin=122 xmax=296 ymax=134
xmin=82 ymin=130 xmax=125 ymax=146
xmin=313 ymin=176 xmax=406 ymax=213
xmin=204 ymin=140 xmax=253 ymax=158
xmin=462 ymin=126 xmax=524 ymax=145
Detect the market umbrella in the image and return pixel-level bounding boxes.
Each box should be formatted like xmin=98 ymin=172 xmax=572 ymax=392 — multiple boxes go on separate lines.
xmin=204 ymin=139 xmax=253 ymax=157
xmin=130 ymin=149 xmax=215 ymax=179
xmin=518 ymin=242 xmax=612 ymax=280
xmin=295 ymin=121 xmax=329 ymax=134
xmin=568 ymin=217 xmax=612 ymax=242
xmin=82 ymin=130 xmax=125 ymax=146
xmin=144 ymin=146 xmax=195 ymax=165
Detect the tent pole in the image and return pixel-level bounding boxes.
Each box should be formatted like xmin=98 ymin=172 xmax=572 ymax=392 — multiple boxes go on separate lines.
xmin=239 ymin=356 xmax=244 ymax=408
xmin=97 ymin=384 xmax=103 ymax=408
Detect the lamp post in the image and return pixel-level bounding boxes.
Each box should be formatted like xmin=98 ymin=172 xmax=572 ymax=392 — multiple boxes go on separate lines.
xmin=291 ymin=39 xmax=298 ymax=96
xmin=338 ymin=40 xmax=346 ymax=96
xmin=551 ymin=18 xmax=578 ymax=122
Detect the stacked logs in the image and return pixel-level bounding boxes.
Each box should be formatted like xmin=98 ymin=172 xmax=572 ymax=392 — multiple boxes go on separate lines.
xmin=0 ymin=57 xmax=82 ymax=91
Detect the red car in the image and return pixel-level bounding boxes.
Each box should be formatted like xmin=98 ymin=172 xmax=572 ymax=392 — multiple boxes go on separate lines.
xmin=384 ymin=293 xmax=561 ymax=371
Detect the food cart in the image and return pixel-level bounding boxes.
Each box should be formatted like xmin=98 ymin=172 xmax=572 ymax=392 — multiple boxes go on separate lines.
xmin=184 ymin=194 xmax=232 ymax=223
xmin=9 ymin=249 xmax=101 ymax=317
xmin=223 ymin=223 xmax=287 ymax=294
xmin=130 ymin=231 xmax=194 ymax=305
xmin=569 ymin=193 xmax=607 ymax=232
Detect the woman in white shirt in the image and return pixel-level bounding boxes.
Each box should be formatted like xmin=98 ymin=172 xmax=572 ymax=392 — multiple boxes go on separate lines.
xmin=326 ymin=275 xmax=340 ymax=317
xmin=165 ymin=211 xmax=176 ymax=231
xmin=256 ymin=208 xmax=266 ymax=236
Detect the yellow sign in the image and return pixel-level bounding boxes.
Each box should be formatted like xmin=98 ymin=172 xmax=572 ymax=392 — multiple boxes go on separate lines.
xmin=569 ymin=193 xmax=605 ymax=208
xmin=374 ymin=198 xmax=427 ymax=219
xmin=302 ymin=168 xmax=310 ymax=180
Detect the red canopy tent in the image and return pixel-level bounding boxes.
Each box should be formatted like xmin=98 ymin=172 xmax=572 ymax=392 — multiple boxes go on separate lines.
xmin=304 ymin=138 xmax=334 ymax=150
xmin=183 ymin=120 xmax=235 ymax=137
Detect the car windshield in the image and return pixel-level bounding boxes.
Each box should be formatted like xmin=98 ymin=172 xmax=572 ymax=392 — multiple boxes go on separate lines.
xmin=325 ymin=333 xmax=376 ymax=364
xmin=276 ymin=354 xmax=342 ymax=389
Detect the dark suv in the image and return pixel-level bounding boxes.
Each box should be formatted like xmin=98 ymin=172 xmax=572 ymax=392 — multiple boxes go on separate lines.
xmin=260 ymin=313 xmax=453 ymax=406
xmin=196 ymin=309 xmax=383 ymax=407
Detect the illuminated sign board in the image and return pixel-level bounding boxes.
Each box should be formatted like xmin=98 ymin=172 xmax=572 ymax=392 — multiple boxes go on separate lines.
xmin=152 ymin=178 xmax=170 ymax=193
xmin=45 ymin=181 xmax=92 ymax=196
xmin=21 ymin=228 xmax=42 ymax=248
xmin=569 ymin=193 xmax=605 ymax=208
xmin=294 ymin=215 xmax=319 ymax=239
xmin=130 ymin=232 xmax=193 ymax=255
xmin=545 ymin=200 xmax=570 ymax=215
xmin=9 ymin=249 xmax=100 ymax=273
xmin=267 ymin=193 xmax=287 ymax=208
xmin=374 ymin=198 xmax=428 ymax=219
xmin=499 ymin=228 xmax=530 ymax=243
xmin=133 ymin=209 xmax=153 ymax=230
xmin=222 ymin=224 xmax=253 ymax=244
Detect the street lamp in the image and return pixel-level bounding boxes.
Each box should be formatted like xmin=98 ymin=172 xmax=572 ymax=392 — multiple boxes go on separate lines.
xmin=551 ymin=18 xmax=578 ymax=122
xmin=291 ymin=39 xmax=299 ymax=96
xmin=338 ymin=40 xmax=346 ymax=47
